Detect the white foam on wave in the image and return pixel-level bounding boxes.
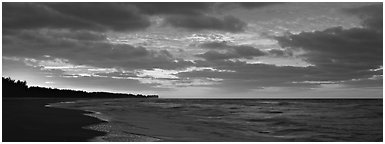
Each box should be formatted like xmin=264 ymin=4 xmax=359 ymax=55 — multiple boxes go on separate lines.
xmin=85 ymin=122 xmax=161 ymax=142
xmin=44 ymin=99 xmax=162 ymax=142
xmin=45 ymin=101 xmax=77 ymax=108
xmin=83 ymin=110 xmax=111 ymax=122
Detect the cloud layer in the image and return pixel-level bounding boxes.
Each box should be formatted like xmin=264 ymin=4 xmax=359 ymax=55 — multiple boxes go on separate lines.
xmin=3 ymin=29 xmax=194 ymax=70
xmin=196 ymin=41 xmax=266 ymax=60
xmin=2 ymin=3 xmax=382 ymax=97
xmin=3 ymin=3 xmax=151 ymax=32
xmin=3 ymin=2 xmax=250 ymax=32
xmin=276 ymin=4 xmax=382 ymax=82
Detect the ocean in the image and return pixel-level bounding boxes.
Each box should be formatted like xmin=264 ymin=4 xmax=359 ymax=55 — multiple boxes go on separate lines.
xmin=47 ymin=98 xmax=383 ymax=142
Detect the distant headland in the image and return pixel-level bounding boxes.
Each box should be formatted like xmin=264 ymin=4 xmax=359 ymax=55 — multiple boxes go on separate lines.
xmin=2 ymin=77 xmax=159 ymax=98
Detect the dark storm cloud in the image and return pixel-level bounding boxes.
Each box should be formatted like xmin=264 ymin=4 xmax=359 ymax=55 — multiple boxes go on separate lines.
xmin=164 ymin=15 xmax=247 ymax=32
xmin=182 ymin=60 xmax=319 ymax=81
xmin=274 ymin=4 xmax=382 ymax=87
xmin=131 ymin=2 xmax=213 ymax=15
xmin=277 ymin=26 xmax=382 ymax=73
xmin=3 ymin=3 xmax=97 ymax=30
xmin=3 ymin=29 xmax=194 ymax=70
xmin=3 ymin=2 xmax=253 ymax=32
xmin=237 ymin=2 xmax=281 ymax=9
xmin=133 ymin=2 xmax=279 ymax=14
xmin=196 ymin=41 xmax=266 ymax=60
xmin=215 ymin=2 xmax=281 ymax=11
xmin=3 ymin=3 xmax=151 ymax=31
xmin=178 ymin=60 xmax=324 ymax=90
xmin=196 ymin=51 xmax=237 ymax=61
xmin=45 ymin=3 xmax=151 ymax=31
xmin=129 ymin=2 xmax=248 ymax=32
xmin=344 ymin=4 xmax=383 ymax=30
xmin=179 ymin=58 xmax=380 ymax=90
xmin=199 ymin=41 xmax=229 ymax=49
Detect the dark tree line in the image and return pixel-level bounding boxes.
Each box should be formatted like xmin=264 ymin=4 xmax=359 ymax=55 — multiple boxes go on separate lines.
xmin=2 ymin=77 xmax=158 ymax=98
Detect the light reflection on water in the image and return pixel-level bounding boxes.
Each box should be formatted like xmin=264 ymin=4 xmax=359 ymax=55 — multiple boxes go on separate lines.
xmin=49 ymin=99 xmax=383 ymax=142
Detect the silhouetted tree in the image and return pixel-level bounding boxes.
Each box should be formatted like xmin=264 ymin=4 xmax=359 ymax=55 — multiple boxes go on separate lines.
xmin=2 ymin=77 xmax=159 ymax=99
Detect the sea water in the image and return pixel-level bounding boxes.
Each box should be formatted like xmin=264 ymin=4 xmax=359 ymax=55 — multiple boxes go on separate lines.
xmin=48 ymin=99 xmax=382 ymax=142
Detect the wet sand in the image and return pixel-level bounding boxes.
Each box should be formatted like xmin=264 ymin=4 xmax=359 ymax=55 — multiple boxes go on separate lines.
xmin=3 ymin=98 xmax=106 ymax=142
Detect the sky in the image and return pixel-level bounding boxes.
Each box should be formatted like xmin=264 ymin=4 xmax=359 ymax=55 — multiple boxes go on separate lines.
xmin=2 ymin=2 xmax=383 ymax=98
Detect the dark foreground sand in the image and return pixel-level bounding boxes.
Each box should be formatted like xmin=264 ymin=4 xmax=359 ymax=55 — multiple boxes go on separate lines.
xmin=3 ymin=98 xmax=106 ymax=142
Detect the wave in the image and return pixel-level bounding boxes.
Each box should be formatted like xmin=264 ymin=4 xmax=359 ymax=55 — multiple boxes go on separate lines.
xmin=86 ymin=123 xmax=161 ymax=142
xmin=83 ymin=110 xmax=110 ymax=122
xmin=46 ymin=99 xmax=382 ymax=142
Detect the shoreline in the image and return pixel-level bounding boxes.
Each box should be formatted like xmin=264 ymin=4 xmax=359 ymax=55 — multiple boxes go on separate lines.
xmin=3 ymin=98 xmax=108 ymax=142
xmin=46 ymin=98 xmax=162 ymax=142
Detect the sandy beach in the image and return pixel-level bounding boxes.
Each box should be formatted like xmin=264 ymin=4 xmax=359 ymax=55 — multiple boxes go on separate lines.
xmin=3 ymin=98 xmax=106 ymax=142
